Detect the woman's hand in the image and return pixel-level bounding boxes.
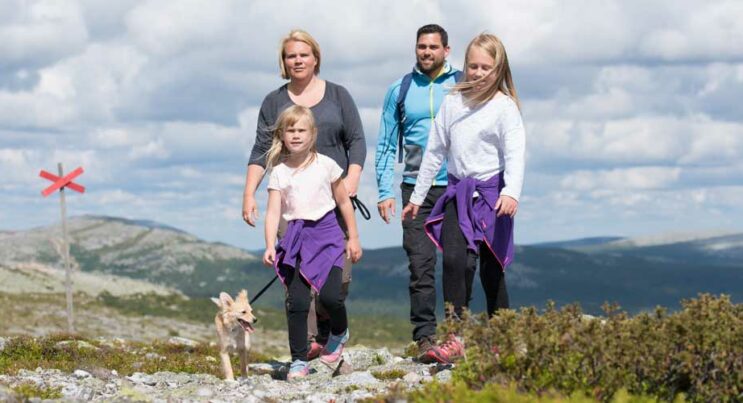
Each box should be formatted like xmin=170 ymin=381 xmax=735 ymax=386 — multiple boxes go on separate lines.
xmin=263 ymin=247 xmax=276 ymax=267
xmin=243 ymin=194 xmax=259 ymax=227
xmin=401 ymin=203 xmax=420 ymax=221
xmin=343 ymin=164 xmax=362 ymax=197
xmin=346 ymin=236 xmax=362 ymax=263
xmin=495 ymin=195 xmax=518 ymax=217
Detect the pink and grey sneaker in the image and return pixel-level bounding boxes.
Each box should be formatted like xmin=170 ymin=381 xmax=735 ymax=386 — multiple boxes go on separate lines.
xmin=287 ymin=360 xmax=309 ymax=381
xmin=425 ymin=334 xmax=465 ymax=364
xmin=319 ymin=329 xmax=349 ymax=367
xmin=307 ymin=341 xmax=324 ymax=361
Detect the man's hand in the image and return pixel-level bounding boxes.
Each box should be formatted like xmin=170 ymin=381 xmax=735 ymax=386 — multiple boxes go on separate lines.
xmin=377 ymin=198 xmax=396 ymax=224
xmin=495 ymin=195 xmax=518 ymax=217
xmin=242 ymin=194 xmax=259 ymax=227
xmin=401 ymin=203 xmax=420 ymax=221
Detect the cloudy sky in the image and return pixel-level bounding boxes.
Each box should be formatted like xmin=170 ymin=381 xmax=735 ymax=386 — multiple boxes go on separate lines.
xmin=1 ymin=0 xmax=742 ymax=249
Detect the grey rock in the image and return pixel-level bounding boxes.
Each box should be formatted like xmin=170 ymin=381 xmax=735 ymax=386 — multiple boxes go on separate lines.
xmin=403 ymin=372 xmax=422 ymax=384
xmin=0 ymin=385 xmax=18 ymax=403
xmin=145 ymin=352 xmax=165 ymax=361
xmin=0 ymin=345 xmax=453 ymax=402
xmin=167 ymin=336 xmax=199 ymax=348
xmin=127 ymin=372 xmax=156 ymax=386
xmin=73 ymin=369 xmax=91 ymax=379
xmin=338 ymin=371 xmax=381 ymax=387
xmin=435 ymin=369 xmax=452 ymax=382
xmin=0 ymin=337 xmax=6 ymax=352
xmin=196 ymin=387 xmax=213 ymax=397
xmin=345 ymin=347 xmax=394 ymax=370
xmin=55 ymin=340 xmax=99 ymax=351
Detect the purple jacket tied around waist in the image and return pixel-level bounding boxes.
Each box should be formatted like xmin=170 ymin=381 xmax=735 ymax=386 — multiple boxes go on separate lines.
xmin=274 ymin=209 xmax=345 ymax=292
xmin=424 ymin=173 xmax=515 ymax=269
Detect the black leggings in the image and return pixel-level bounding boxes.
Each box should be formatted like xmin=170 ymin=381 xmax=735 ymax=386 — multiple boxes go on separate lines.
xmin=285 ymin=265 xmax=347 ymax=361
xmin=440 ymin=199 xmax=509 ymax=319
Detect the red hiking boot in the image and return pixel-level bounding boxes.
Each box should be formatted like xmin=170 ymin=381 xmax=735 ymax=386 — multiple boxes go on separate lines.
xmin=307 ymin=341 xmax=324 ymax=361
xmin=425 ymin=334 xmax=464 ymax=364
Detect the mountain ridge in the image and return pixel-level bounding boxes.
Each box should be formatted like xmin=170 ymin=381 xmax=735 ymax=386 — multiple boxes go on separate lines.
xmin=2 ymin=216 xmax=741 ymax=315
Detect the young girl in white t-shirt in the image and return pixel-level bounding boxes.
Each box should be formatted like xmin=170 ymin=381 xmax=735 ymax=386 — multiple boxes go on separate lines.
xmin=402 ymin=33 xmax=526 ymax=364
xmin=263 ymin=105 xmax=363 ymax=380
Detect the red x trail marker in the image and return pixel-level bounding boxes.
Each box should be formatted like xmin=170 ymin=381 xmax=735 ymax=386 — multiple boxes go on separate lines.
xmin=40 ymin=166 xmax=85 ymax=197
xmin=39 ymin=163 xmax=85 ymax=333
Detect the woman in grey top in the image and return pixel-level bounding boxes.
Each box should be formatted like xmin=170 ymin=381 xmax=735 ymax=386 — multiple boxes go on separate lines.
xmin=242 ymin=29 xmax=366 ymax=359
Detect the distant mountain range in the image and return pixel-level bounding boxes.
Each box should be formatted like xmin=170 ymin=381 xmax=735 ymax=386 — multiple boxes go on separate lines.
xmin=2 ymin=216 xmax=741 ymax=315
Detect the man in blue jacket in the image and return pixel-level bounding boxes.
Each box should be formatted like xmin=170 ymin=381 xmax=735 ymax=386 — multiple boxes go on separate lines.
xmin=375 ymin=24 xmax=461 ymax=362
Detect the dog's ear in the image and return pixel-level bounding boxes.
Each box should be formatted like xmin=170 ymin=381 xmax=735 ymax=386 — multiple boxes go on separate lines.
xmin=211 ymin=297 xmax=222 ymax=308
xmin=237 ymin=289 xmax=248 ymax=304
xmin=219 ymin=292 xmax=234 ymax=307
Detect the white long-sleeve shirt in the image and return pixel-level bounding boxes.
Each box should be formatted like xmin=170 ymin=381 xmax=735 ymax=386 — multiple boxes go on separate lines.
xmin=410 ymin=92 xmax=526 ymax=206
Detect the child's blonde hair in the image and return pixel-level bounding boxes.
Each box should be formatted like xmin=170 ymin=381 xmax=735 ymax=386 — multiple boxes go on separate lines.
xmin=265 ymin=105 xmax=318 ymax=171
xmin=452 ymin=33 xmax=520 ymax=109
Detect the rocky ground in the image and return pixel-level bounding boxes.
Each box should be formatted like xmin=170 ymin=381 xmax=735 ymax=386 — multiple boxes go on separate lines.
xmin=0 ymin=339 xmax=449 ymax=402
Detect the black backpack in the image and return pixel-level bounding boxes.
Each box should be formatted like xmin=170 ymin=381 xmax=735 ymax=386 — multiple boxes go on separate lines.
xmin=394 ymin=70 xmax=463 ymax=162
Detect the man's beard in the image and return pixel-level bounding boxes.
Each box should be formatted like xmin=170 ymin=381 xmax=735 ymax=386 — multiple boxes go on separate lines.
xmin=417 ymin=58 xmax=445 ymax=75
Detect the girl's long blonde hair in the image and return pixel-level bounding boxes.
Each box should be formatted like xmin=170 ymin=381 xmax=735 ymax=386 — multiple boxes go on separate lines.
xmin=452 ymin=33 xmax=520 ymax=109
xmin=265 ymin=105 xmax=318 ymax=171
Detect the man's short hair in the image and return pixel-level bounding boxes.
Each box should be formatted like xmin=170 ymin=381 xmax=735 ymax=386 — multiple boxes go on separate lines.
xmin=416 ymin=24 xmax=448 ymax=47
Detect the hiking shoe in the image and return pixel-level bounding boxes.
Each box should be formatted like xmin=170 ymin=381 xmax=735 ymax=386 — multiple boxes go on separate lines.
xmin=307 ymin=341 xmax=324 ymax=361
xmin=415 ymin=336 xmax=437 ymax=364
xmin=320 ymin=329 xmax=349 ymax=366
xmin=425 ymin=334 xmax=464 ymax=364
xmin=287 ymin=360 xmax=309 ymax=380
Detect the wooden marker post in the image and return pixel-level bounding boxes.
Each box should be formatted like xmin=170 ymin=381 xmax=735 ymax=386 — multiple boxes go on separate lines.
xmin=40 ymin=164 xmax=85 ymax=333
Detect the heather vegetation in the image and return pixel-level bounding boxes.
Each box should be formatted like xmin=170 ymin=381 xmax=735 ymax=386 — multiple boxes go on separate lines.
xmin=1 ymin=295 xmax=740 ymax=401
xmin=0 ymin=333 xmax=271 ymax=377
xmin=406 ymin=294 xmax=742 ymax=402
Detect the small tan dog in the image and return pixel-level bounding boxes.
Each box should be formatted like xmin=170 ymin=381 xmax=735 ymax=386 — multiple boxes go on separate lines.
xmin=211 ymin=290 xmax=256 ymax=381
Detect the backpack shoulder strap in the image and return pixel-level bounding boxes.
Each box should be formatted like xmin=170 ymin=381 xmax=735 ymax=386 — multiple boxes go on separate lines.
xmin=394 ymin=72 xmax=414 ymax=163
xmin=453 ymin=70 xmax=464 ymax=82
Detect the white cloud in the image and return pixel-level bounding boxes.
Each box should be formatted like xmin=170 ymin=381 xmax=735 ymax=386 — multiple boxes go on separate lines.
xmin=560 ymin=167 xmax=682 ymax=192
xmin=1 ymin=0 xmax=742 ymax=248
xmin=0 ymin=0 xmax=88 ymax=69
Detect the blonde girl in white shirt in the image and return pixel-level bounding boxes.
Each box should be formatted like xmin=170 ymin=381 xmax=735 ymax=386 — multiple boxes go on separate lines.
xmin=402 ymin=33 xmax=526 ymax=364
xmin=263 ymin=105 xmax=362 ymax=379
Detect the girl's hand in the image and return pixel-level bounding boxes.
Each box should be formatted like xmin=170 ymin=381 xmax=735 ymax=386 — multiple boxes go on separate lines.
xmin=346 ymin=237 xmax=362 ymax=263
xmin=495 ymin=195 xmax=518 ymax=217
xmin=401 ymin=203 xmax=420 ymax=221
xmin=263 ymin=248 xmax=276 ymax=267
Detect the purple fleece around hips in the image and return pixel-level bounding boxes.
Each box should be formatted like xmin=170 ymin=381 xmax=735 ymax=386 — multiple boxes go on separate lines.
xmin=274 ymin=209 xmax=345 ymax=292
xmin=424 ymin=173 xmax=515 ymax=269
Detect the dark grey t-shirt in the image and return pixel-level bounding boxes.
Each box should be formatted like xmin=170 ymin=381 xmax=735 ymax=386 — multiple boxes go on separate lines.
xmin=248 ymin=81 xmax=366 ymax=175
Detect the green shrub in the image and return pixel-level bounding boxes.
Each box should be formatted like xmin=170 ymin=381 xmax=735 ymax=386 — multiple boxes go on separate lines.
xmin=371 ymin=368 xmax=407 ymax=380
xmin=0 ymin=334 xmax=271 ymax=377
xmin=449 ymin=294 xmax=742 ymax=402
xmin=11 ymin=382 xmax=63 ymax=400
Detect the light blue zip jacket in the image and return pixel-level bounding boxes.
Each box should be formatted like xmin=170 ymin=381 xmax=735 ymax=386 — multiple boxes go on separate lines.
xmin=375 ymin=62 xmax=460 ymax=202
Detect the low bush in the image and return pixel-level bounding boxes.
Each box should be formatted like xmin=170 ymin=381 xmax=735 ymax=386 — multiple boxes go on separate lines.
xmin=0 ymin=333 xmax=271 ymax=377
xmin=10 ymin=382 xmax=63 ymax=400
xmin=444 ymin=294 xmax=741 ymax=402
